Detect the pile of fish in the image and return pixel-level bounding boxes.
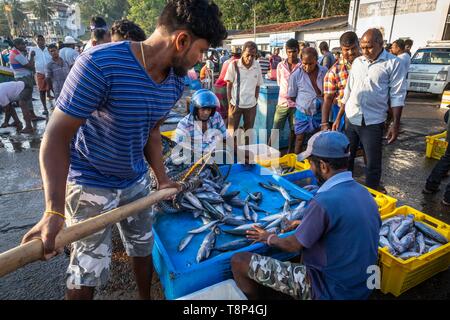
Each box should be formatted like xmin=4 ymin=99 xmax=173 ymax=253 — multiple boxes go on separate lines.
xmin=379 ymin=214 xmax=449 ymax=260
xmin=155 ymin=162 xmax=309 ymax=263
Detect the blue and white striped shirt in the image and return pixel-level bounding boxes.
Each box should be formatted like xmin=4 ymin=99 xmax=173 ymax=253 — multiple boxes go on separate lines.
xmin=57 ymin=41 xmax=184 ymax=189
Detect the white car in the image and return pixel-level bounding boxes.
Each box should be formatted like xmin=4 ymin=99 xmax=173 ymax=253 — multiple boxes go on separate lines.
xmin=407 ymin=44 xmax=450 ymax=95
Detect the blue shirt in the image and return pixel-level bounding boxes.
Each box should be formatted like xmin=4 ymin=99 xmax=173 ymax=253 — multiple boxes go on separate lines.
xmin=57 ymin=41 xmax=184 ymax=189
xmin=342 ymin=50 xmax=406 ymax=126
xmin=294 ymin=171 xmax=381 ymax=300
xmin=288 ymin=65 xmax=327 ymax=115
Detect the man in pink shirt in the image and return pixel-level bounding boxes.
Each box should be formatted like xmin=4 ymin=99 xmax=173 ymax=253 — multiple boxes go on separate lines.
xmin=269 ymin=39 xmax=300 ymax=153
xmin=213 ymin=47 xmax=241 ymax=122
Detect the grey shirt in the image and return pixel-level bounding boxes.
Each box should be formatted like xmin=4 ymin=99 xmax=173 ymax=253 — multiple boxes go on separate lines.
xmin=45 ymin=58 xmax=70 ymax=98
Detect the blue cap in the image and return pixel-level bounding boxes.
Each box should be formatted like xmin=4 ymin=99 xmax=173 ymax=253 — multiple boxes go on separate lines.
xmin=298 ymin=131 xmax=350 ymax=161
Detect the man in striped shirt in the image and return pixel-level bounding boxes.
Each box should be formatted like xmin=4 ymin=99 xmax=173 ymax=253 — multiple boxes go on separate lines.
xmin=22 ymin=0 xmax=227 ymax=300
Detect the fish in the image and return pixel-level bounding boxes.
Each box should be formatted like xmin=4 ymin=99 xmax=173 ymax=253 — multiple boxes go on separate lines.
xmin=265 ymin=227 xmax=281 ymax=234
xmin=280 ymin=216 xmax=291 ymax=231
xmin=184 ymin=191 xmax=205 ymax=211
xmin=196 ymin=227 xmax=218 ymax=263
xmin=221 ymin=216 xmax=247 ymax=226
xmin=214 ymin=204 xmax=226 ymax=217
xmin=188 ymin=220 xmax=220 ymax=234
xmin=394 ymin=215 xmax=414 ymax=239
xmin=414 ymin=221 xmax=448 ymax=244
xmin=201 ymin=199 xmax=224 ymax=220
xmin=260 ymin=212 xmax=284 ymax=222
xmin=424 ymin=237 xmax=439 ymax=246
xmin=192 ymin=210 xmax=203 ymax=219
xmin=282 ymin=200 xmax=291 ymax=216
xmin=269 ymin=182 xmax=292 ymax=202
xmin=399 ymin=232 xmax=416 ymax=251
xmin=388 ymin=227 xmax=405 ymax=254
xmin=203 ymin=178 xmax=222 ymax=191
xmin=399 ymin=251 xmax=421 ymax=260
xmin=243 ymin=201 xmax=252 ymax=221
xmin=379 ymin=236 xmax=395 ymax=253
xmin=258 ymin=182 xmax=279 ymax=191
xmin=212 ymin=239 xmax=252 ymax=252
xmin=428 ymin=244 xmax=442 ymax=252
xmin=178 ymin=233 xmax=195 ymax=252
xmin=223 ymin=222 xmax=266 ymax=236
xmin=379 ymin=224 xmax=390 ymax=237
xmin=180 ymin=200 xmax=197 ymax=211
xmin=219 ymin=182 xmax=232 ymax=196
xmin=302 ymin=184 xmax=319 ymax=192
xmin=223 ymin=203 xmax=233 ymax=213
xmin=246 ymin=191 xmax=263 ymax=203
xmin=196 ymin=192 xmax=224 ymax=204
xmin=265 ymin=217 xmax=283 ymax=230
xmin=250 ymin=206 xmax=258 ymax=223
xmin=248 ymin=202 xmax=270 ymax=214
xmin=222 ymin=191 xmax=240 ymax=201
xmin=416 ymin=232 xmax=426 ymax=254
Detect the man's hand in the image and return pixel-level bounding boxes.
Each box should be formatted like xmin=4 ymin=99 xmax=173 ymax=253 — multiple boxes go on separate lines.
xmin=246 ymin=225 xmax=273 ymax=243
xmin=331 ymin=118 xmax=341 ymax=131
xmin=21 ymin=213 xmax=65 ymax=260
xmin=281 ymin=220 xmax=301 ymax=233
xmin=386 ymin=124 xmax=400 ymax=144
xmin=320 ymin=123 xmax=330 ymax=131
xmin=30 ymin=51 xmax=35 ymax=57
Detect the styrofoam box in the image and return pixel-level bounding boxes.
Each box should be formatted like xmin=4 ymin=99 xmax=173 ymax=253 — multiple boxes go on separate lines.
xmin=177 ymin=280 xmax=247 ymax=300
xmin=238 ymin=143 xmax=280 ymax=162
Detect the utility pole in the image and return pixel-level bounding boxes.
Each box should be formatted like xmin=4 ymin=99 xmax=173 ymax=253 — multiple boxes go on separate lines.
xmin=321 ymin=0 xmax=327 ymax=18
xmin=389 ymin=0 xmax=399 ymax=43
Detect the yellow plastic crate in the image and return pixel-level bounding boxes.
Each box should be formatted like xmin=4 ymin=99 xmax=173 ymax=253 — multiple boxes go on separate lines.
xmin=256 ymin=153 xmax=311 ymax=176
xmin=378 ymin=206 xmax=450 ymax=297
xmin=425 ymin=131 xmax=447 ymax=160
xmin=365 ymin=186 xmax=397 ymax=216
xmin=161 ymin=130 xmax=175 ymax=141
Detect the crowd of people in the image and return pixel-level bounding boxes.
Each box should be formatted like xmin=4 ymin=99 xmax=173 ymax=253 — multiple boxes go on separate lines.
xmin=0 ymin=0 xmax=423 ymax=301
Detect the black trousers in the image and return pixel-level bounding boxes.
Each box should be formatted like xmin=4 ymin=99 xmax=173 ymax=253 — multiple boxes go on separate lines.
xmin=345 ymin=118 xmax=384 ymax=189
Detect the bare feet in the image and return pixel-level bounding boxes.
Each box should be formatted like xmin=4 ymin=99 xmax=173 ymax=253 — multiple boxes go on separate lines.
xmin=31 ymin=116 xmax=46 ymax=121
xmin=0 ymin=123 xmax=8 ymax=128
xmin=19 ymin=127 xmax=34 ymax=134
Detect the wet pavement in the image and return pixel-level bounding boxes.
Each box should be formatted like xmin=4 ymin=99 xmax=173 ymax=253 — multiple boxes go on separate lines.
xmin=0 ymin=91 xmax=449 ymax=299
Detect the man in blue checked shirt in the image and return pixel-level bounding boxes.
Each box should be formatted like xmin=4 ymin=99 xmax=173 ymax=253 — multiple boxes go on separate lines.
xmin=21 ymin=0 xmax=227 ymax=300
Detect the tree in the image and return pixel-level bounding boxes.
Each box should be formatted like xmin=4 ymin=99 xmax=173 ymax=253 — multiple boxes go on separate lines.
xmin=79 ymin=0 xmax=130 ymax=28
xmin=0 ymin=2 xmax=12 ymax=37
xmin=5 ymin=0 xmax=28 ymax=37
xmin=127 ymin=0 xmax=165 ymax=35
xmin=26 ymin=0 xmax=56 ymax=37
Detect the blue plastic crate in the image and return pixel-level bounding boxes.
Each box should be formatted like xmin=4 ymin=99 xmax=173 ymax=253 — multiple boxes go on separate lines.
xmin=152 ymin=164 xmax=313 ymax=299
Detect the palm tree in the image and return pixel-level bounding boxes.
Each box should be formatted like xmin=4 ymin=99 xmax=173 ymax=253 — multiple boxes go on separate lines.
xmin=5 ymin=0 xmax=28 ymax=37
xmin=26 ymin=0 xmax=56 ymax=37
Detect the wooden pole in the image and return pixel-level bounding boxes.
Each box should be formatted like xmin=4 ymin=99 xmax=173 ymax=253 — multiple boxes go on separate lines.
xmin=0 ymin=187 xmax=177 ymax=278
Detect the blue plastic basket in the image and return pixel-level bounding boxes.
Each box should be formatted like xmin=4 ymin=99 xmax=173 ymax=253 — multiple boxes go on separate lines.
xmin=152 ymin=164 xmax=313 ymax=299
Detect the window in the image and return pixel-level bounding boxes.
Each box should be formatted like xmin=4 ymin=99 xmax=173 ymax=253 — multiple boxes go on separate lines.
xmin=411 ymin=48 xmax=450 ymax=65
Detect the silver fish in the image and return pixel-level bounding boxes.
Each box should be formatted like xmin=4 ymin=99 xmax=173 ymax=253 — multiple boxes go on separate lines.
xmin=201 ymin=199 xmax=224 ymax=220
xmin=223 ymin=203 xmax=233 ymax=213
xmin=394 ymin=215 xmax=414 ymax=239
xmin=250 ymin=206 xmax=258 ymax=223
xmin=270 ymin=182 xmax=292 ymax=202
xmin=223 ymin=222 xmax=266 ymax=236
xmin=220 ymin=182 xmax=232 ymax=196
xmin=180 ymin=200 xmax=197 ymax=211
xmin=414 ymin=221 xmax=448 ymax=244
xmin=379 ymin=224 xmax=390 ymax=237
xmin=428 ymin=244 xmax=442 ymax=252
xmin=203 ymin=178 xmax=222 ymax=191
xmin=178 ymin=233 xmax=195 ymax=252
xmin=388 ymin=228 xmax=404 ymax=254
xmin=246 ymin=191 xmax=263 ymax=203
xmin=416 ymin=232 xmax=426 ymax=254
xmin=221 ymin=216 xmax=247 ymax=226
xmin=424 ymin=237 xmax=439 ymax=246
xmin=399 ymin=232 xmax=416 ymax=251
xmin=243 ymin=201 xmax=251 ymax=221
xmin=184 ymin=191 xmax=204 ymax=211
xmin=379 ymin=236 xmax=394 ymax=253
xmin=196 ymin=192 xmax=224 ymax=204
xmin=189 ymin=220 xmax=219 ymax=234
xmin=280 ymin=216 xmax=290 ymax=231
xmin=212 ymin=239 xmax=252 ymax=252
xmin=260 ymin=212 xmax=284 ymax=222
xmin=196 ymin=228 xmax=218 ymax=263
xmin=258 ymin=182 xmax=279 ymax=191
xmin=265 ymin=227 xmax=280 ymax=234
xmin=265 ymin=217 xmax=283 ymax=230
xmin=399 ymin=251 xmax=421 ymax=260
xmin=214 ymin=204 xmax=226 ymax=217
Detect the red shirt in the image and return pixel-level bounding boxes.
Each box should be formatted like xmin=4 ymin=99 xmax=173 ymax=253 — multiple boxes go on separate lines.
xmin=215 ymin=56 xmax=238 ymax=87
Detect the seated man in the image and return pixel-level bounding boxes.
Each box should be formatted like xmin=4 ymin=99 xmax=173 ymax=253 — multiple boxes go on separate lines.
xmin=231 ymin=131 xmax=381 ymax=300
xmin=174 ymin=89 xmax=227 ymax=157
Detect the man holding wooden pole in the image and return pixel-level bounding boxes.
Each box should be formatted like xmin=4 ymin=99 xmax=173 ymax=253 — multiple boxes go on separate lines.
xmin=20 ymin=0 xmax=227 ymax=300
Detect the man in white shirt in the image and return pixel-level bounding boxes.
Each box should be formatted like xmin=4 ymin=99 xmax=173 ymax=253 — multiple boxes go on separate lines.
xmin=341 ymin=28 xmax=406 ymax=191
xmin=391 ymin=39 xmax=411 ymax=83
xmin=225 ymin=41 xmax=263 ymax=140
xmin=0 ymin=81 xmax=25 ymax=131
xmin=29 ymin=35 xmax=51 ymax=115
xmin=59 ymin=36 xmax=79 ymax=68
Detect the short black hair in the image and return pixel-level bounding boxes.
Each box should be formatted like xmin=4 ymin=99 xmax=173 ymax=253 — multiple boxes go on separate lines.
xmin=302 ymin=47 xmax=319 ymax=60
xmin=48 ymin=43 xmax=57 ymax=50
xmin=319 ymin=41 xmax=329 ymax=52
xmin=404 ymin=39 xmax=413 ymax=47
xmin=340 ymin=31 xmax=359 ymax=47
xmin=309 ymin=155 xmax=349 ymax=171
xmin=13 ymin=38 xmax=25 ymax=47
xmin=92 ymin=28 xmax=108 ymax=42
xmin=157 ymin=0 xmax=227 ymax=48
xmin=90 ymin=16 xmax=107 ymax=29
xmin=242 ymin=41 xmax=257 ymax=53
xmin=36 ymin=34 xmax=44 ymax=39
xmin=286 ymin=38 xmax=299 ymax=50
xmin=393 ymin=39 xmax=406 ymax=50
xmin=111 ymin=19 xmax=147 ymax=41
